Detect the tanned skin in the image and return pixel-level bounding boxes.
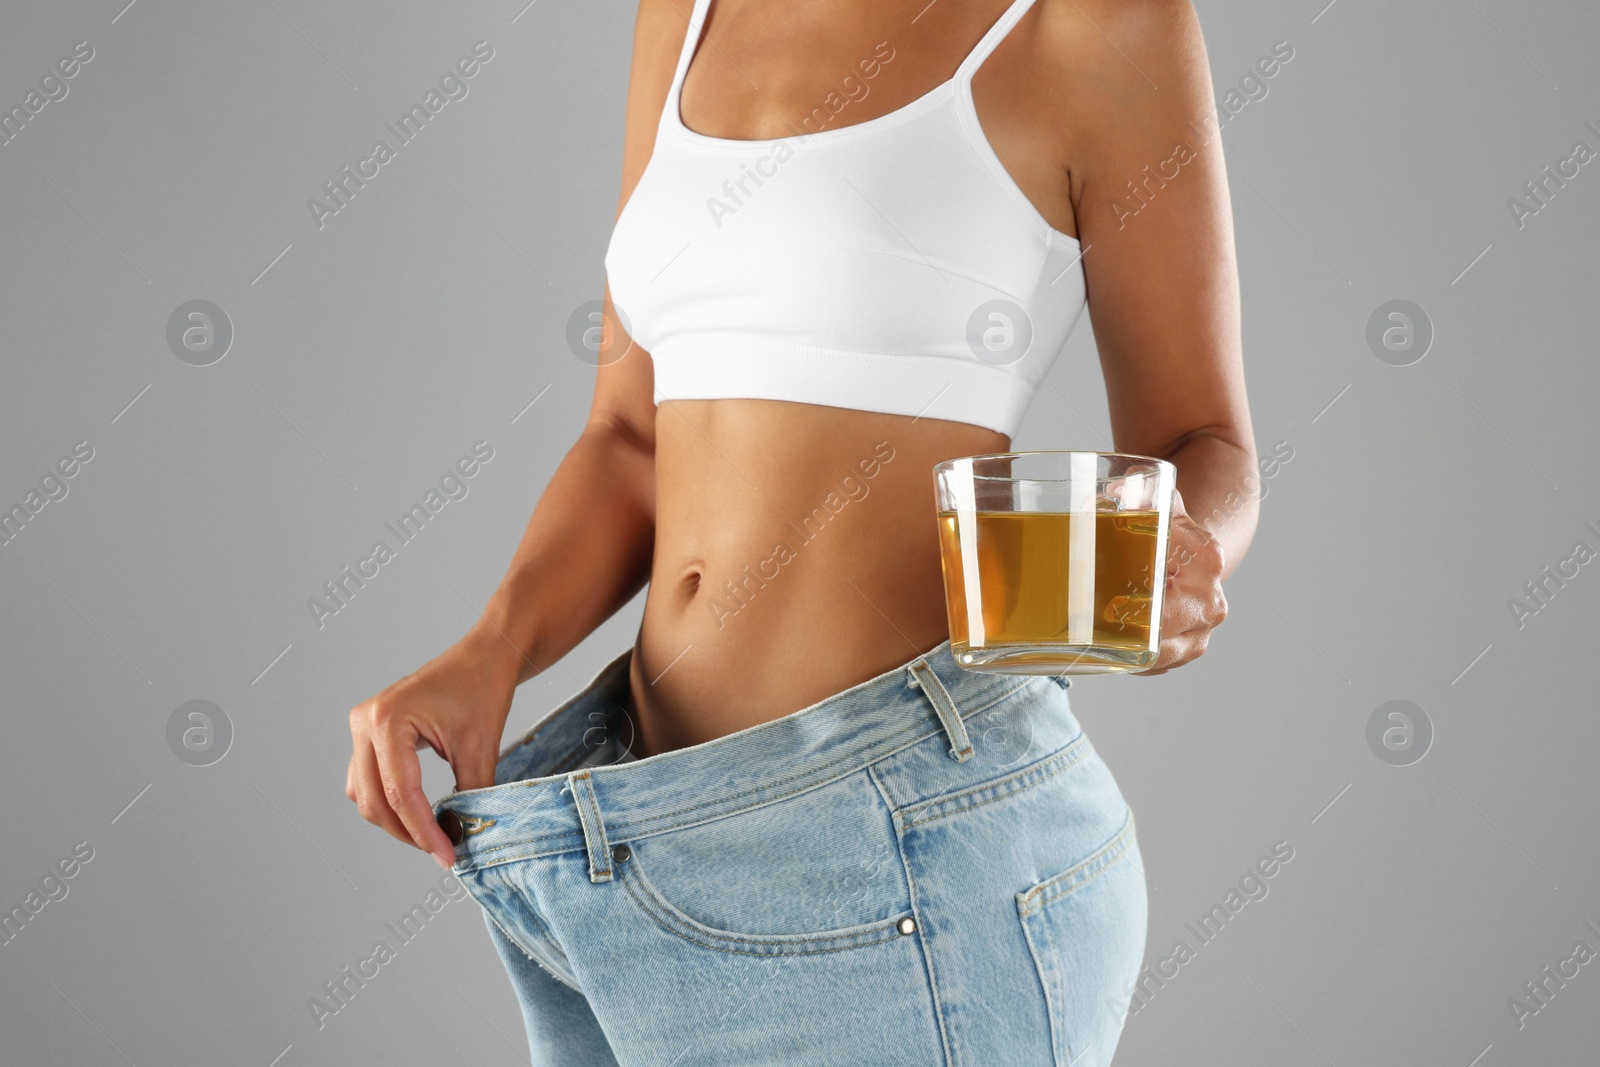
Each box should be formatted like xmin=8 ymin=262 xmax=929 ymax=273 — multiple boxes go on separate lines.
xmin=348 ymin=0 xmax=1251 ymax=870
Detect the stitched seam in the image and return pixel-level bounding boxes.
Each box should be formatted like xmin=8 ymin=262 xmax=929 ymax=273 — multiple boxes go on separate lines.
xmin=484 ymin=907 xmax=584 ymax=993
xmin=475 ymin=875 xmax=585 ymax=994
xmin=915 ymin=662 xmax=974 ymax=756
xmin=452 ymin=838 xmax=584 ymax=872
xmin=506 ymin=876 xmax=564 ymax=955
xmin=463 ymin=679 xmax=1038 ymax=866
xmin=1020 ymin=811 xmax=1137 ymax=915
xmin=621 ymin=879 xmax=902 ymax=957
xmin=627 ymin=846 xmax=904 ymax=947
xmin=487 ymin=861 xmax=577 ymax=976
xmin=1030 ymin=813 xmax=1135 ymax=911
xmin=1016 ymin=900 xmax=1064 ymax=1066
xmin=600 ymin=678 xmax=1033 ymax=831
xmin=617 ymin=859 xmax=906 ymax=956
xmin=904 ymin=749 xmax=1085 ymax=829
xmin=528 ymin=911 xmax=576 ymax=977
xmin=498 ymin=872 xmax=580 ymax=983
xmin=868 ymin=762 xmax=959 ymax=1067
xmin=902 ymin=736 xmax=1091 ymax=828
xmin=574 ymin=774 xmax=612 ymax=877
xmin=454 ymin=679 xmax=1039 ymax=870
xmin=865 ymin=761 xmax=904 ymax=836
xmin=454 ymin=841 xmax=586 ymax=874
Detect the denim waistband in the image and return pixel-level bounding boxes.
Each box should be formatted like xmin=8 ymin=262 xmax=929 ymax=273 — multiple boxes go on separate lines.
xmin=431 ymin=638 xmax=1070 ymax=878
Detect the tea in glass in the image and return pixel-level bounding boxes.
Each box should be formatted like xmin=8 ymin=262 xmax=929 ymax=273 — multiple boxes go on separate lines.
xmin=933 ymin=452 xmax=1176 ymax=674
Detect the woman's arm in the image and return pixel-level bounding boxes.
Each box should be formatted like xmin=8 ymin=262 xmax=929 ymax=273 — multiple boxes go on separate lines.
xmin=466 ymin=0 xmax=699 ymax=681
xmin=343 ymin=308 xmax=656 ymax=869
xmin=465 ymin=302 xmax=657 ymax=689
xmin=346 ymin=0 xmax=683 ymax=867
xmin=1059 ymin=0 xmax=1257 ymax=672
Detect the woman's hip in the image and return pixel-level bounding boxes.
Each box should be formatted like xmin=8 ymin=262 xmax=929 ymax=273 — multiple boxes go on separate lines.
xmin=431 ymin=640 xmax=1144 ymax=1064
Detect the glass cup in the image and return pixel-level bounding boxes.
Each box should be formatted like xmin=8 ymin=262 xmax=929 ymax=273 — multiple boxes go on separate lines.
xmin=933 ymin=450 xmax=1177 ymax=675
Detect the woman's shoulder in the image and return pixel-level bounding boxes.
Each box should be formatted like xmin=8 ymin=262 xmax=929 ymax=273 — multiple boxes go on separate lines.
xmin=1026 ymin=0 xmax=1220 ymax=176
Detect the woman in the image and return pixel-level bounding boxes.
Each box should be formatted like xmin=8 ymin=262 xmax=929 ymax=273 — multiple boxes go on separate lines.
xmin=348 ymin=0 xmax=1251 ymax=1061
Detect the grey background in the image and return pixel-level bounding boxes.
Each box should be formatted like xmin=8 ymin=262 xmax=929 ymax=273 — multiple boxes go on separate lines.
xmin=1 ymin=0 xmax=1595 ymax=1063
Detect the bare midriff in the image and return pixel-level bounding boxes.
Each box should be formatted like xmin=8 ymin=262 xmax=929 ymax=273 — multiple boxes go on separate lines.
xmin=622 ymin=398 xmax=1009 ymax=760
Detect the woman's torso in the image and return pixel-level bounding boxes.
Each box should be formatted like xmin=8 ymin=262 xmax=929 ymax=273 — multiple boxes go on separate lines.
xmin=627 ymin=402 xmax=1008 ymax=756
xmin=620 ymin=0 xmax=1084 ymax=758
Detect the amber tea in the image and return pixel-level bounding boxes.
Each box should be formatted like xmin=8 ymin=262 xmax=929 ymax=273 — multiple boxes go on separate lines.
xmin=933 ymin=452 xmax=1175 ymax=675
xmin=939 ymin=509 xmax=1163 ymax=670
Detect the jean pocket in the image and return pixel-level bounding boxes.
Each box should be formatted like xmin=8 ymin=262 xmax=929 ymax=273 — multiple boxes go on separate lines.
xmin=616 ymin=844 xmax=913 ymax=957
xmin=612 ymin=769 xmax=915 ymax=957
xmin=1016 ymin=810 xmax=1146 ymax=1067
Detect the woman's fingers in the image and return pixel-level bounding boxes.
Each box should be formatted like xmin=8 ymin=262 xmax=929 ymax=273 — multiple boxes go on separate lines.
xmin=348 ymin=699 xmax=451 ymax=864
xmin=451 ymin=740 xmax=500 ymax=794
xmin=348 ymin=729 xmax=411 ymax=845
xmin=1134 ymin=518 xmax=1228 ymax=677
xmin=369 ymin=718 xmax=457 ymax=870
xmin=345 ymin=640 xmax=520 ymax=867
xmin=1134 ymin=620 xmax=1212 ymax=675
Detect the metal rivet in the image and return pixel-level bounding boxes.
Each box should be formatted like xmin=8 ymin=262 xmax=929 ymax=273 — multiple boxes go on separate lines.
xmin=612 ymin=843 xmax=631 ymax=863
xmin=897 ymin=917 xmax=916 ymax=935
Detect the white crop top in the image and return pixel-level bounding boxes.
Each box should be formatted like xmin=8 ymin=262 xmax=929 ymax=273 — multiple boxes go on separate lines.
xmin=602 ymin=0 xmax=1087 ymax=439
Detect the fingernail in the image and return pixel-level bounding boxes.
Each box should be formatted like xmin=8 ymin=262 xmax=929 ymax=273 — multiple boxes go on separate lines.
xmin=434 ymin=849 xmax=453 ymax=871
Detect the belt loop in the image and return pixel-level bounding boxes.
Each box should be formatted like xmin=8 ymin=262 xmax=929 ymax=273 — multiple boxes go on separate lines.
xmin=567 ymin=771 xmax=614 ymax=883
xmin=907 ymin=658 xmax=974 ymax=762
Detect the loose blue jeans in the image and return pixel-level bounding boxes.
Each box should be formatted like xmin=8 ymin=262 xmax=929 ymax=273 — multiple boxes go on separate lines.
xmin=431 ymin=638 xmax=1147 ymax=1065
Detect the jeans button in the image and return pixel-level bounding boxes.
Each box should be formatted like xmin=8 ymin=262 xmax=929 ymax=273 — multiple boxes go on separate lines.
xmin=437 ymin=809 xmax=464 ymax=846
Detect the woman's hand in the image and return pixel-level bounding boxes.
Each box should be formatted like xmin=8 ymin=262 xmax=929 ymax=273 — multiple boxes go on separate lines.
xmin=346 ymin=630 xmax=521 ymax=869
xmin=1133 ymin=489 xmax=1229 ymax=676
